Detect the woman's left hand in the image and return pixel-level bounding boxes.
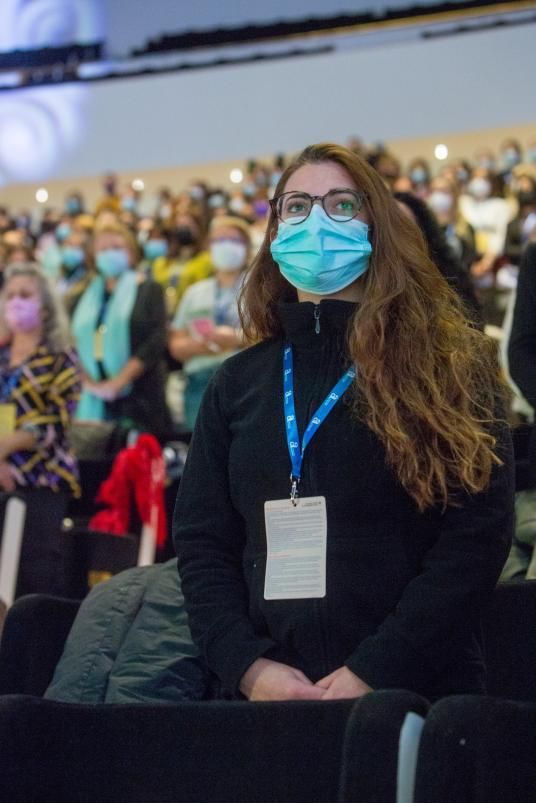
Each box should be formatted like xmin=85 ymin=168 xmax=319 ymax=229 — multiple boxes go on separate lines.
xmin=315 ymin=666 xmax=373 ymax=700
xmin=85 ymin=379 xmax=122 ymax=401
xmin=208 ymin=326 xmax=241 ymax=351
xmin=0 ymin=460 xmax=16 ymax=492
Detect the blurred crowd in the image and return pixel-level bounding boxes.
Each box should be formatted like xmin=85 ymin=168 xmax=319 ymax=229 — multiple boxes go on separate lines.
xmin=1 ymin=134 xmax=536 ymax=437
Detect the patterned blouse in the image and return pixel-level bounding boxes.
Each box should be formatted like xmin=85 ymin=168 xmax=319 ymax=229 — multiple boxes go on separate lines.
xmin=0 ymin=344 xmax=82 ymax=497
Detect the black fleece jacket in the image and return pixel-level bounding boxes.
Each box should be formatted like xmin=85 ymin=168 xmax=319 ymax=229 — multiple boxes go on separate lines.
xmin=173 ymin=300 xmax=514 ymax=700
xmin=509 ymin=242 xmax=536 ymax=410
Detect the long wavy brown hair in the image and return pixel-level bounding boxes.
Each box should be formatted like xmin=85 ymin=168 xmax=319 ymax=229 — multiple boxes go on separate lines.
xmin=240 ymin=143 xmax=506 ymax=512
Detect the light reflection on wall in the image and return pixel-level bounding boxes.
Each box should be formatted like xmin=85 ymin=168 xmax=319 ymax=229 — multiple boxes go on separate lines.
xmin=0 ymin=0 xmax=104 ymax=186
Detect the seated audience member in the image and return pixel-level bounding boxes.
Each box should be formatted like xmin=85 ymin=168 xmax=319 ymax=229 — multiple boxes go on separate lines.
xmin=498 ymin=138 xmax=523 ymax=187
xmin=427 ymin=175 xmax=477 ymax=274
xmin=72 ymin=222 xmax=172 ymax=441
xmin=407 ymin=157 xmax=431 ymax=199
xmin=503 ymin=173 xmax=536 ymax=267
xmin=174 ymin=143 xmax=514 ymax=704
xmin=459 ymin=167 xmax=514 ymax=281
xmin=139 ymin=223 xmax=169 ymax=277
xmin=169 ymin=216 xmax=249 ymax=430
xmin=152 ymin=209 xmax=212 ymax=318
xmin=0 ymin=262 xmax=81 ymax=597
xmin=508 ymin=242 xmax=536 ymax=438
xmin=57 ymin=227 xmax=93 ymax=317
xmin=474 ymin=148 xmax=497 ymax=172
xmin=395 ymin=191 xmax=480 ymax=321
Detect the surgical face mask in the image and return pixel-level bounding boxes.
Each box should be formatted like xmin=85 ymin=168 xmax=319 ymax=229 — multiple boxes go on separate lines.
xmin=517 ymin=191 xmax=536 ymax=208
xmin=456 ymin=167 xmax=469 ymax=184
xmin=66 ymin=198 xmax=82 ymax=216
xmin=95 ymin=248 xmax=130 ymax=279
xmin=175 ymin=226 xmax=196 ymax=247
xmin=62 ymin=245 xmax=85 ymax=271
xmin=5 ymin=296 xmax=42 ymax=333
xmin=121 ymin=196 xmax=136 ymax=212
xmin=189 ymin=186 xmax=205 ymax=202
xmin=208 ymin=193 xmax=226 ymax=209
xmin=56 ymin=223 xmax=72 ymax=242
xmin=210 ymin=240 xmax=247 ymax=272
xmin=502 ymin=149 xmax=520 ymax=170
xmin=143 ymin=239 xmax=168 ymax=261
xmin=428 ymin=191 xmax=454 ymax=215
xmin=270 ymin=205 xmax=372 ymax=296
xmin=477 ymin=157 xmax=495 ymax=171
xmin=243 ymin=182 xmax=256 ymax=199
xmin=410 ymin=167 xmax=427 ymax=184
xmin=253 ymin=200 xmax=270 ymax=218
xmin=229 ymin=197 xmax=246 ymax=214
xmin=468 ymin=177 xmax=491 ymax=200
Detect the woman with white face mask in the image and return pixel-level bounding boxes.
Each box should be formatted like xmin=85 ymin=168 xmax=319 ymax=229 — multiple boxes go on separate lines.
xmin=459 ymin=167 xmax=515 ymax=285
xmin=174 ymin=143 xmax=514 ymax=704
xmin=0 ymin=262 xmax=81 ymax=597
xmin=427 ymin=176 xmax=477 ymax=274
xmin=168 ymin=217 xmax=249 ymax=430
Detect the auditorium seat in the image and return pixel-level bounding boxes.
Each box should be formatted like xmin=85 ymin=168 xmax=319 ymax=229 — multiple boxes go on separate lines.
xmin=414 ymin=695 xmax=536 ymax=803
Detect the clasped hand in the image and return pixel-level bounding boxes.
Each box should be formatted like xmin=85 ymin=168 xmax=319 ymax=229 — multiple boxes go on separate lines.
xmin=84 ymin=378 xmax=122 ymax=401
xmin=239 ymin=658 xmax=372 ymax=702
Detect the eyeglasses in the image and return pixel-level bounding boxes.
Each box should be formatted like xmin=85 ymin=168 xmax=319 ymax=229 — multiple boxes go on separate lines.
xmin=270 ymin=188 xmax=366 ymax=225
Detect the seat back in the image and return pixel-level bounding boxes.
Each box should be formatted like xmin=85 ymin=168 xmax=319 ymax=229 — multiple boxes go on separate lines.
xmin=414 ymin=695 xmax=536 ymax=803
xmin=484 ymin=580 xmax=536 ymax=702
xmin=0 ymin=595 xmax=80 ymax=696
xmin=0 ymin=695 xmax=353 ymax=803
xmin=338 ymin=689 xmax=429 ymax=803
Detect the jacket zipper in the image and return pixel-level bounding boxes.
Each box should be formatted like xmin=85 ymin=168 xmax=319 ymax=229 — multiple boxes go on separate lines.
xmin=314 ymin=305 xmax=321 ymax=334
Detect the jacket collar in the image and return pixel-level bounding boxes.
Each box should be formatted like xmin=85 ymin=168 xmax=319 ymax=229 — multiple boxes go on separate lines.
xmin=279 ymin=299 xmax=357 ymax=346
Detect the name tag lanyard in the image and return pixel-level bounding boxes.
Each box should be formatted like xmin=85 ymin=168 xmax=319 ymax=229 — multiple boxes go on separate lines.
xmin=283 ymin=344 xmax=356 ymax=505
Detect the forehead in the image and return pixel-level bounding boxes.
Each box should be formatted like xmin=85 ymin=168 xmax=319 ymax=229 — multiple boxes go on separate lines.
xmin=6 ymin=275 xmax=40 ymax=294
xmin=284 ymin=162 xmax=358 ymax=195
xmin=95 ymin=231 xmax=127 ymax=249
xmin=210 ymin=225 xmax=245 ymax=241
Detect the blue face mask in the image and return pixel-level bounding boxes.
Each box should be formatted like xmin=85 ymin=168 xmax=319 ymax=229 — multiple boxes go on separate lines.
xmin=143 ymin=239 xmax=168 ymax=261
xmin=62 ymin=245 xmax=85 ymax=271
xmin=410 ymin=167 xmax=427 ymax=184
xmin=96 ymin=248 xmax=130 ymax=279
xmin=56 ymin=223 xmax=72 ymax=242
xmin=270 ymin=205 xmax=372 ymax=295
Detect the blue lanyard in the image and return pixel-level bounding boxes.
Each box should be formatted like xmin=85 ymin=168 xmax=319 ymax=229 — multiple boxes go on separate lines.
xmin=283 ymin=344 xmax=356 ymax=503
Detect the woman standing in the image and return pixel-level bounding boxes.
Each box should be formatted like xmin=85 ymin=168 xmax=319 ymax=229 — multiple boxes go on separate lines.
xmin=72 ymin=222 xmax=172 ymax=441
xmin=169 ymin=216 xmax=249 ymax=430
xmin=174 ymin=144 xmax=514 ymax=702
xmin=0 ymin=263 xmax=81 ymax=597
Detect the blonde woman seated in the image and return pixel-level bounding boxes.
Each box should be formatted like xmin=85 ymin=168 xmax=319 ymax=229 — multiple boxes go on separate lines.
xmin=0 ymin=263 xmax=81 ymax=597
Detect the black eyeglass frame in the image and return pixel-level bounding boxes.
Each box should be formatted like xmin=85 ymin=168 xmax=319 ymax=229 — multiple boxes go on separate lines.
xmin=269 ymin=188 xmax=367 ymax=225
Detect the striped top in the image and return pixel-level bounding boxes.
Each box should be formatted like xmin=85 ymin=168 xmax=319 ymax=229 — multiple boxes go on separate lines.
xmin=0 ymin=344 xmax=82 ymax=497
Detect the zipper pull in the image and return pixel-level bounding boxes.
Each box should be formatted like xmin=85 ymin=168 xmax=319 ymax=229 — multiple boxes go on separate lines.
xmin=314 ymin=305 xmax=321 ymax=334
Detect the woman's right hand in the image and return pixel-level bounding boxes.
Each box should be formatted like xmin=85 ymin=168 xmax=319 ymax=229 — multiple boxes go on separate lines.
xmin=239 ymin=657 xmax=325 ymax=701
xmin=0 ymin=460 xmax=15 ymax=492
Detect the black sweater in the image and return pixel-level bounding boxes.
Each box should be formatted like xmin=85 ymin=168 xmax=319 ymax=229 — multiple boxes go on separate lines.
xmin=509 ymin=242 xmax=536 ymax=409
xmin=107 ymin=280 xmax=173 ymax=440
xmin=174 ymin=300 xmax=514 ymax=700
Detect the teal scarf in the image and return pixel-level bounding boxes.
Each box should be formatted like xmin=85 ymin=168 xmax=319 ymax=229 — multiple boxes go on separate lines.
xmin=72 ymin=271 xmax=138 ymax=421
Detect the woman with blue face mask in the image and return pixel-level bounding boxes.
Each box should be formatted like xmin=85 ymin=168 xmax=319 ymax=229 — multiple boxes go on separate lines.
xmin=56 ymin=227 xmax=93 ymax=317
xmin=168 ymin=216 xmax=250 ymax=430
xmin=174 ymin=143 xmax=514 ymax=704
xmin=71 ymin=222 xmax=173 ymax=441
